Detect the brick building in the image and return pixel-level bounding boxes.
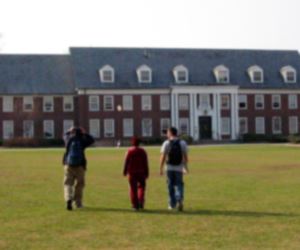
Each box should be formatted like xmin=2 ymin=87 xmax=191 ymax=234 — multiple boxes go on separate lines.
xmin=0 ymin=48 xmax=299 ymax=142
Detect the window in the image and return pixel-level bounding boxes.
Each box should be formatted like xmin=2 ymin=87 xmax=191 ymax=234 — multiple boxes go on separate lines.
xmin=289 ymin=116 xmax=298 ymax=135
xmin=272 ymin=117 xmax=282 ymax=134
xmin=142 ymin=95 xmax=152 ymax=111
xmin=214 ymin=65 xmax=229 ymax=83
xmin=221 ymin=95 xmax=230 ymax=110
xmin=255 ymin=117 xmax=265 ymax=134
xmin=221 ymin=118 xmax=230 ymax=135
xmin=123 ymin=95 xmax=133 ymax=111
xmin=173 ymin=65 xmax=188 ymax=83
xmin=179 ymin=118 xmax=189 ymax=135
xmin=63 ymin=96 xmax=74 ymax=112
xmin=137 ymin=65 xmax=152 ymax=83
xmin=23 ymin=120 xmax=34 ymax=138
xmin=123 ymin=119 xmax=134 ymax=137
xmin=239 ymin=117 xmax=248 ymax=135
xmin=160 ymin=95 xmax=170 ymax=111
xmin=63 ymin=120 xmax=74 ymax=134
xmin=43 ymin=96 xmax=54 ymax=112
xmin=89 ymin=119 xmax=100 ymax=138
xmin=89 ymin=96 xmax=100 ymax=112
xmin=160 ymin=118 xmax=170 ymax=136
xmin=99 ymin=65 xmax=114 ymax=83
xmin=199 ymin=94 xmax=210 ymax=109
xmin=103 ymin=96 xmax=114 ymax=111
xmin=255 ymin=95 xmax=265 ymax=110
xmin=288 ymin=94 xmax=298 ymax=110
xmin=3 ymin=120 xmax=14 ymax=139
xmin=281 ymin=66 xmax=297 ymax=83
xmin=23 ymin=96 xmax=33 ymax=112
xmin=272 ymin=95 xmax=281 ymax=110
xmin=43 ymin=120 xmax=54 ymax=139
xmin=248 ymin=65 xmax=264 ymax=83
xmin=2 ymin=96 xmax=13 ymax=112
xmin=238 ymin=95 xmax=247 ymax=110
xmin=104 ymin=119 xmax=115 ymax=138
xmin=178 ymin=95 xmax=189 ymax=110
xmin=142 ymin=119 xmax=152 ymax=137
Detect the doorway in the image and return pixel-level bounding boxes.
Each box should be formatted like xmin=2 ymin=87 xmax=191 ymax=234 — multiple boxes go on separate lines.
xmin=199 ymin=116 xmax=212 ymax=140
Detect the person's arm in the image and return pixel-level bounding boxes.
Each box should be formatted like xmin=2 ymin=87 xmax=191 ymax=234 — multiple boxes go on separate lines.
xmin=159 ymin=153 xmax=167 ymax=176
xmin=144 ymin=151 xmax=149 ymax=179
xmin=83 ymin=133 xmax=95 ymax=147
xmin=182 ymin=141 xmax=189 ymax=173
xmin=123 ymin=151 xmax=130 ymax=177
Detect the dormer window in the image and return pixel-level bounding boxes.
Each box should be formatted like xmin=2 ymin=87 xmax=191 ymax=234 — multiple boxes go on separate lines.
xmin=137 ymin=65 xmax=152 ymax=83
xmin=173 ymin=65 xmax=188 ymax=83
xmin=248 ymin=65 xmax=264 ymax=83
xmin=99 ymin=65 xmax=114 ymax=83
xmin=281 ymin=66 xmax=297 ymax=83
xmin=214 ymin=65 xmax=229 ymax=83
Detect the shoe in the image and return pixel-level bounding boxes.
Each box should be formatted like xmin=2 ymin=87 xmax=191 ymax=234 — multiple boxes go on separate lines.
xmin=139 ymin=203 xmax=144 ymax=211
xmin=168 ymin=205 xmax=175 ymax=210
xmin=75 ymin=201 xmax=83 ymax=209
xmin=177 ymin=201 xmax=184 ymax=212
xmin=132 ymin=207 xmax=139 ymax=212
xmin=66 ymin=200 xmax=73 ymax=211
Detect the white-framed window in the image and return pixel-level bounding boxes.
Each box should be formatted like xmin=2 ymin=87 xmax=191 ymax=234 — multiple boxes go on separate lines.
xmin=288 ymin=94 xmax=298 ymax=110
xmin=142 ymin=95 xmax=152 ymax=111
xmin=104 ymin=96 xmax=114 ymax=111
xmin=137 ymin=65 xmax=152 ymax=83
xmin=43 ymin=120 xmax=54 ymax=139
xmin=199 ymin=94 xmax=210 ymax=109
xmin=248 ymin=65 xmax=264 ymax=83
xmin=221 ymin=117 xmax=231 ymax=135
xmin=272 ymin=117 xmax=282 ymax=134
xmin=255 ymin=95 xmax=265 ymax=110
xmin=173 ymin=65 xmax=188 ymax=83
xmin=123 ymin=119 xmax=134 ymax=137
xmin=3 ymin=120 xmax=14 ymax=139
xmin=160 ymin=95 xmax=170 ymax=111
xmin=63 ymin=120 xmax=74 ymax=134
xmin=255 ymin=117 xmax=265 ymax=134
xmin=289 ymin=116 xmax=299 ymax=135
xmin=2 ymin=96 xmax=13 ymax=112
xmin=221 ymin=94 xmax=230 ymax=110
xmin=214 ymin=65 xmax=230 ymax=83
xmin=104 ymin=119 xmax=115 ymax=138
xmin=280 ymin=66 xmax=297 ymax=83
xmin=239 ymin=117 xmax=248 ymax=135
xmin=160 ymin=118 xmax=171 ymax=136
xmin=43 ymin=96 xmax=54 ymax=112
xmin=123 ymin=95 xmax=133 ymax=111
xmin=179 ymin=118 xmax=189 ymax=135
xmin=89 ymin=119 xmax=100 ymax=138
xmin=99 ymin=65 xmax=115 ymax=83
xmin=23 ymin=96 xmax=33 ymax=112
xmin=178 ymin=95 xmax=189 ymax=110
xmin=142 ymin=119 xmax=152 ymax=137
xmin=23 ymin=120 xmax=34 ymax=138
xmin=238 ymin=95 xmax=247 ymax=110
xmin=89 ymin=95 xmax=100 ymax=112
xmin=272 ymin=95 xmax=281 ymax=110
xmin=63 ymin=96 xmax=74 ymax=112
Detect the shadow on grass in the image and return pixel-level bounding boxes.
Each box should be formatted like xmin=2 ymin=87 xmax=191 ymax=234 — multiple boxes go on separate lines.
xmin=79 ymin=207 xmax=297 ymax=218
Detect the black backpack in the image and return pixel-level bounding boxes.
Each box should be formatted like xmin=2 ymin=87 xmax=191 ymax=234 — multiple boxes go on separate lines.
xmin=167 ymin=139 xmax=183 ymax=165
xmin=66 ymin=137 xmax=84 ymax=167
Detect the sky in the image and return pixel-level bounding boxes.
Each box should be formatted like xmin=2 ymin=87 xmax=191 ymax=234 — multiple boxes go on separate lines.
xmin=0 ymin=0 xmax=299 ymax=54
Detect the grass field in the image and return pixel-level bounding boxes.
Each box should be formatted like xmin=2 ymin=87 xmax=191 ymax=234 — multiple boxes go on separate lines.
xmin=1 ymin=144 xmax=300 ymax=249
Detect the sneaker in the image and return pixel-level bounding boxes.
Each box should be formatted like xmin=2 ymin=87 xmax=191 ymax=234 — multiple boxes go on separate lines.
xmin=139 ymin=203 xmax=144 ymax=211
xmin=177 ymin=201 xmax=184 ymax=212
xmin=168 ymin=205 xmax=175 ymax=211
xmin=76 ymin=203 xmax=84 ymax=209
xmin=66 ymin=200 xmax=73 ymax=211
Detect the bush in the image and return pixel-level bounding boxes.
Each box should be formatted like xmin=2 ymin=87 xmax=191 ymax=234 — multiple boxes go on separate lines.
xmin=242 ymin=134 xmax=288 ymax=143
xmin=288 ymin=134 xmax=300 ymax=144
xmin=179 ymin=134 xmax=194 ymax=144
xmin=2 ymin=138 xmax=65 ymax=148
xmin=141 ymin=138 xmax=164 ymax=145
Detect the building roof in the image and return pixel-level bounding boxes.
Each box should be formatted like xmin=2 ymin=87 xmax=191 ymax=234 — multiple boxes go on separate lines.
xmin=0 ymin=55 xmax=75 ymax=94
xmin=70 ymin=47 xmax=300 ymax=90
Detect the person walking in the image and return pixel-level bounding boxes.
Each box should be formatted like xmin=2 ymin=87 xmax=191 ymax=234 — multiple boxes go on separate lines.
xmin=63 ymin=127 xmax=95 ymax=211
xmin=160 ymin=127 xmax=188 ymax=211
xmin=123 ymin=137 xmax=149 ymax=211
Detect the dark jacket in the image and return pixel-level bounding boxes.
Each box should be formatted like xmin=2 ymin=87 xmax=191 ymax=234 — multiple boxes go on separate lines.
xmin=62 ymin=133 xmax=95 ymax=168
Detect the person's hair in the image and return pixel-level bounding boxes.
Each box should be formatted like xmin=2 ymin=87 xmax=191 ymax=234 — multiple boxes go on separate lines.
xmin=168 ymin=127 xmax=178 ymax=136
xmin=72 ymin=127 xmax=83 ymax=137
xmin=131 ymin=137 xmax=140 ymax=147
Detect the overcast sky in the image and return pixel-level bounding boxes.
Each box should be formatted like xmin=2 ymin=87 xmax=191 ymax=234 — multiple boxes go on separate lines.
xmin=0 ymin=0 xmax=299 ymax=54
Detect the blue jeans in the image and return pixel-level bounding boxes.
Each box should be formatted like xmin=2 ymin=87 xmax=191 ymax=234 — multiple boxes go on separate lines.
xmin=167 ymin=171 xmax=184 ymax=208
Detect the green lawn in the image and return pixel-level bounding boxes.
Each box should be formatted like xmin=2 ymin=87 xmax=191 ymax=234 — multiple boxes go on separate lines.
xmin=1 ymin=144 xmax=300 ymax=249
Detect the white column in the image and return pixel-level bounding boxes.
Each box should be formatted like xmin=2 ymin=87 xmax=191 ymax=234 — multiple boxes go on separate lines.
xmin=230 ymin=93 xmax=238 ymax=140
xmin=212 ymin=93 xmax=218 ymax=140
xmin=216 ymin=93 xmax=222 ymax=140
xmin=189 ymin=93 xmax=194 ymax=138
xmin=234 ymin=93 xmax=240 ymax=139
xmin=174 ymin=93 xmax=179 ymax=128
xmin=171 ymin=93 xmax=176 ymax=126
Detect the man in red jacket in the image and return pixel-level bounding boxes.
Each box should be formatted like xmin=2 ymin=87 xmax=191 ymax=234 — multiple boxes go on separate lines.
xmin=123 ymin=137 xmax=149 ymax=211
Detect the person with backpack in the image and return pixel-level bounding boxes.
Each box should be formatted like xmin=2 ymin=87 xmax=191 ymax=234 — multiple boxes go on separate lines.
xmin=160 ymin=127 xmax=188 ymax=211
xmin=123 ymin=137 xmax=149 ymax=211
xmin=63 ymin=127 xmax=95 ymax=211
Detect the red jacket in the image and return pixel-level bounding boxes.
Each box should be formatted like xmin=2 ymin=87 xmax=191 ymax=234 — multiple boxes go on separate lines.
xmin=123 ymin=147 xmax=149 ymax=178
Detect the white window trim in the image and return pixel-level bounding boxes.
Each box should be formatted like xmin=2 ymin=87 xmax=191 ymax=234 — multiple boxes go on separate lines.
xmin=173 ymin=65 xmax=189 ymax=84
xmin=43 ymin=120 xmax=54 ymax=139
xmin=123 ymin=118 xmax=134 ymax=138
xmin=160 ymin=95 xmax=170 ymax=111
xmin=221 ymin=117 xmax=231 ymax=135
xmin=63 ymin=120 xmax=74 ymax=134
xmin=3 ymin=120 xmax=14 ymax=140
xmin=104 ymin=119 xmax=115 ymax=138
xmin=248 ymin=65 xmax=264 ymax=83
xmin=23 ymin=96 xmax=34 ymax=112
xmin=178 ymin=94 xmax=189 ymax=110
xmin=255 ymin=94 xmax=265 ymax=110
xmin=288 ymin=94 xmax=298 ymax=110
xmin=89 ymin=119 xmax=100 ymax=138
xmin=103 ymin=95 xmax=114 ymax=111
xmin=272 ymin=117 xmax=282 ymax=135
xmin=99 ymin=65 xmax=115 ymax=83
xmin=89 ymin=95 xmax=100 ymax=112
xmin=239 ymin=117 xmax=248 ymax=135
xmin=142 ymin=118 xmax=153 ymax=137
xmin=255 ymin=117 xmax=265 ymax=135
xmin=289 ymin=116 xmax=299 ymax=135
xmin=272 ymin=95 xmax=281 ymax=110
xmin=43 ymin=96 xmax=54 ymax=113
xmin=280 ymin=66 xmax=297 ymax=83
xmin=23 ymin=120 xmax=34 ymax=138
xmin=2 ymin=96 xmax=13 ymax=113
xmin=142 ymin=95 xmax=152 ymax=111
xmin=122 ymin=95 xmax=133 ymax=111
xmin=238 ymin=95 xmax=248 ymax=110
xmin=63 ymin=96 xmax=74 ymax=112
xmin=137 ymin=65 xmax=152 ymax=83
xmin=214 ymin=65 xmax=230 ymax=83
xmin=160 ymin=118 xmax=170 ymax=136
xmin=221 ymin=94 xmax=230 ymax=110
xmin=179 ymin=118 xmax=190 ymax=135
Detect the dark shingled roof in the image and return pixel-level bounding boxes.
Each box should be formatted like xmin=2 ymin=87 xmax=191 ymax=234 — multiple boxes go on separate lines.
xmin=0 ymin=55 xmax=75 ymax=94
xmin=70 ymin=47 xmax=300 ymax=90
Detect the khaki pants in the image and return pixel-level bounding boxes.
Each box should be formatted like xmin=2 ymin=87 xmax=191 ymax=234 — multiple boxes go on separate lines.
xmin=63 ymin=165 xmax=85 ymax=205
